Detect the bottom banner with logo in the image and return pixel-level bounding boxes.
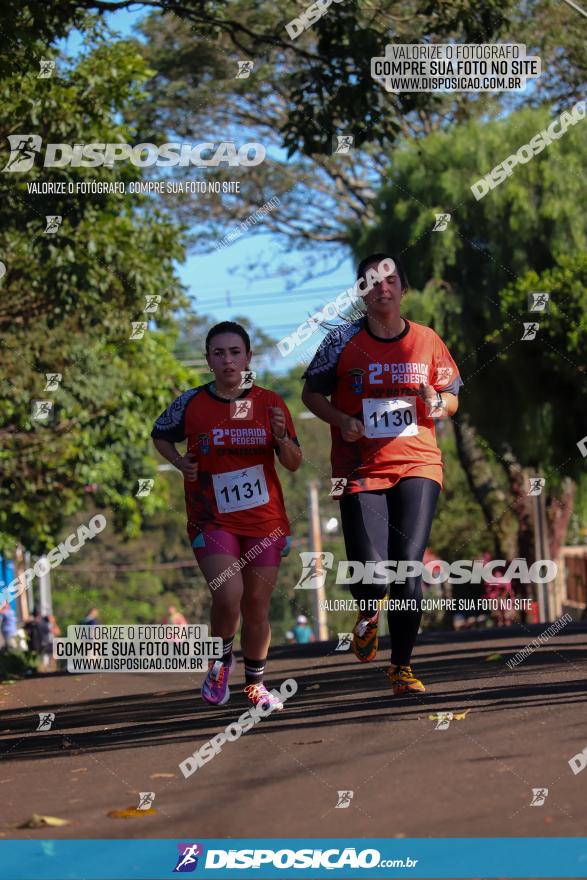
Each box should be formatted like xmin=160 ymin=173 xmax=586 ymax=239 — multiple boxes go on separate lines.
xmin=1 ymin=838 xmax=586 ymax=878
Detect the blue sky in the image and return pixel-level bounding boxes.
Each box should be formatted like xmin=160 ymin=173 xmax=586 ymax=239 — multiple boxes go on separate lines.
xmin=57 ymin=6 xmax=355 ymax=373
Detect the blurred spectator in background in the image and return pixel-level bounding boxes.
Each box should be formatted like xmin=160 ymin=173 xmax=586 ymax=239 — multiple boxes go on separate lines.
xmin=80 ymin=608 xmax=99 ymax=626
xmin=163 ymin=604 xmax=188 ymax=626
xmin=484 ymin=568 xmax=516 ymax=626
xmin=0 ymin=601 xmax=18 ymax=651
xmin=290 ymin=615 xmax=315 ymax=644
xmin=25 ymin=608 xmax=53 ymax=668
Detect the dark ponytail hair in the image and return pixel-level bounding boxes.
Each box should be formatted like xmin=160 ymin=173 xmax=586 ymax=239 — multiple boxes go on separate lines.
xmin=205 ymin=321 xmax=251 ymax=353
xmin=356 ymin=252 xmax=409 ymax=291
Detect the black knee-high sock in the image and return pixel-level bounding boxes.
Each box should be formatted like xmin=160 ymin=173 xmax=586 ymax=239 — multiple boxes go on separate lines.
xmin=242 ymin=656 xmax=265 ymax=685
xmin=222 ymin=636 xmax=235 ymax=666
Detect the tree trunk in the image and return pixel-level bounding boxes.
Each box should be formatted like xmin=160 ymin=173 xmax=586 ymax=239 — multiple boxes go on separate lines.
xmin=500 ymin=449 xmax=534 ymax=563
xmin=453 ymin=414 xmax=519 ymax=558
xmin=500 ymin=450 xmax=576 ymax=561
xmin=547 ymin=477 xmax=576 ymax=560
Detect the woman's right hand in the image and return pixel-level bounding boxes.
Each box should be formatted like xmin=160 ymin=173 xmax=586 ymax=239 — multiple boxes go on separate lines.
xmin=340 ymin=415 xmax=365 ymax=442
xmin=178 ymin=453 xmax=199 ymax=481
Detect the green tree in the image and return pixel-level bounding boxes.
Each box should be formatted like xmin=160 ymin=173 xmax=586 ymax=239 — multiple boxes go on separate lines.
xmin=0 ymin=37 xmax=193 ymax=553
xmin=2 ymin=1 xmax=518 ymax=152
xmin=50 ymin=471 xmax=210 ymax=629
xmin=354 ymin=105 xmax=587 ymax=554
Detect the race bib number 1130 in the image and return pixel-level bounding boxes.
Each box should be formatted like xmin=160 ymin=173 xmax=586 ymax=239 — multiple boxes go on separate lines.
xmin=362 ymin=396 xmax=418 ymax=438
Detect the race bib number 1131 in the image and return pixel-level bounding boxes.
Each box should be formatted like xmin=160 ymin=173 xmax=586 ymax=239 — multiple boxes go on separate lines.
xmin=212 ymin=464 xmax=270 ymax=513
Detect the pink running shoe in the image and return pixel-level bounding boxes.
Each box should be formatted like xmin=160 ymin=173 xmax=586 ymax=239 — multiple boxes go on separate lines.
xmin=244 ymin=682 xmax=283 ymax=712
xmin=201 ymin=657 xmax=235 ymax=706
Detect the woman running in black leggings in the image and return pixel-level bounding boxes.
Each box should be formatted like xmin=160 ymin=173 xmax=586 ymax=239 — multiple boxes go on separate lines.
xmin=301 ymin=253 xmax=462 ymax=694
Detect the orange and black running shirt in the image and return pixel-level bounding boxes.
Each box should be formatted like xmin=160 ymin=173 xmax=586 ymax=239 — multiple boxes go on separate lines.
xmin=302 ymin=317 xmax=463 ymax=493
xmin=151 ymin=383 xmax=299 ymax=541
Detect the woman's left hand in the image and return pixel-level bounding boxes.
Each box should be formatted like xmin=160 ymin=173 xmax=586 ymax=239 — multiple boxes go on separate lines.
xmin=269 ymin=406 xmax=287 ymax=439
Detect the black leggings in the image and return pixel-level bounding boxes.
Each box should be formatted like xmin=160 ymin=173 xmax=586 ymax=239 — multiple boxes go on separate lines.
xmin=340 ymin=477 xmax=440 ymax=666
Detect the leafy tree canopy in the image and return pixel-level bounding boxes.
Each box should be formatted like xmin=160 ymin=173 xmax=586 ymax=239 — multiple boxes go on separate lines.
xmin=0 ymin=36 xmax=192 ymax=553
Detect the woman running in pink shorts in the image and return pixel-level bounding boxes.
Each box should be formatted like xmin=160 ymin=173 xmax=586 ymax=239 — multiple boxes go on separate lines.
xmin=152 ymin=322 xmax=302 ymax=710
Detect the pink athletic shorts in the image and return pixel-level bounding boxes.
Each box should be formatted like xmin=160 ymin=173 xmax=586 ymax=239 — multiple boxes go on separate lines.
xmin=192 ymin=528 xmax=289 ymax=566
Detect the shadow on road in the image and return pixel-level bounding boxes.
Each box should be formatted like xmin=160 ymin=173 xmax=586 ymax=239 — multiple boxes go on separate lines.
xmin=1 ymin=626 xmax=585 ymax=762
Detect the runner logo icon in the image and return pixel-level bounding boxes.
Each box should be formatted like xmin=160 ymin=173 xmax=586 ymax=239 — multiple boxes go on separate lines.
xmin=36 ymin=713 xmax=55 ymax=731
xmin=329 ymin=477 xmax=347 ymax=497
xmin=530 ymin=788 xmax=548 ymax=806
xmin=173 ymin=843 xmax=204 ymax=872
xmin=294 ymin=552 xmax=334 ymax=589
xmin=44 ymin=215 xmax=62 ymax=234
xmin=335 ymin=790 xmax=354 ymax=808
xmin=433 ymin=711 xmax=453 ymax=730
xmin=236 ymin=61 xmax=253 ymax=78
xmin=137 ymin=792 xmax=155 ymax=810
xmin=432 ymin=213 xmax=451 ymax=231
xmin=336 ymin=632 xmax=352 ymax=651
xmin=529 ymin=292 xmax=549 ymax=311
xmin=231 ymin=399 xmax=253 ymax=419
xmin=3 ymin=134 xmax=42 ymax=172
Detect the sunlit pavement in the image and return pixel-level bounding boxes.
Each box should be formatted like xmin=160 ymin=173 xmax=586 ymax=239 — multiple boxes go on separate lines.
xmin=1 ymin=624 xmax=586 ymax=840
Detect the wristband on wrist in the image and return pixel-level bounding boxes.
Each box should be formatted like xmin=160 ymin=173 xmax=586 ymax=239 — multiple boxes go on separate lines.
xmin=432 ymin=392 xmax=446 ymax=414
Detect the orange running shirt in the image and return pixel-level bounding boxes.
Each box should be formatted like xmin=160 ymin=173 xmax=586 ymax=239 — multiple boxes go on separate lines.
xmin=151 ymin=383 xmax=299 ymax=540
xmin=302 ymin=318 xmax=463 ymax=493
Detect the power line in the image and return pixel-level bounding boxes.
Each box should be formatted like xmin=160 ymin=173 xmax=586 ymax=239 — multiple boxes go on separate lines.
xmin=198 ymin=283 xmax=348 ymax=308
xmin=59 ymin=561 xmax=200 ymax=573
xmin=193 ymin=282 xmax=346 ymax=299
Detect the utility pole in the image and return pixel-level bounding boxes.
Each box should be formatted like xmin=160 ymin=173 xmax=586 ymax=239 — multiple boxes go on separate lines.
xmin=13 ymin=544 xmax=30 ymax=623
xmin=38 ymin=556 xmax=53 ymax=617
xmin=307 ymin=480 xmax=329 ymax=641
xmin=531 ymin=471 xmax=551 ymax=623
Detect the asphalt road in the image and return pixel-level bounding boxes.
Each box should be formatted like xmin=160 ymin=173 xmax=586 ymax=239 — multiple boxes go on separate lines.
xmin=1 ymin=623 xmax=586 ymax=845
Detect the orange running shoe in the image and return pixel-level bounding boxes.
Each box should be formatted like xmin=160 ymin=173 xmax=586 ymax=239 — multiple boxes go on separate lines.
xmin=387 ymin=664 xmax=426 ymax=695
xmin=351 ymin=610 xmax=380 ymax=663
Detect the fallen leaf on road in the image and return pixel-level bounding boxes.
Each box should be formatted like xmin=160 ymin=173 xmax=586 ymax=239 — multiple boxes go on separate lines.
xmin=70 ymin=768 xmax=87 ymax=773
xmin=107 ymin=807 xmax=158 ymax=819
xmin=19 ymin=814 xmax=70 ymax=828
xmin=453 ymin=710 xmax=470 ymax=720
xmin=150 ymin=772 xmax=176 ymax=779
xmin=428 ymin=710 xmax=470 ymax=722
xmin=293 ymin=740 xmax=324 ymax=745
xmin=305 ymin=684 xmax=320 ymax=690
xmin=485 ymin=652 xmax=503 ymax=661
